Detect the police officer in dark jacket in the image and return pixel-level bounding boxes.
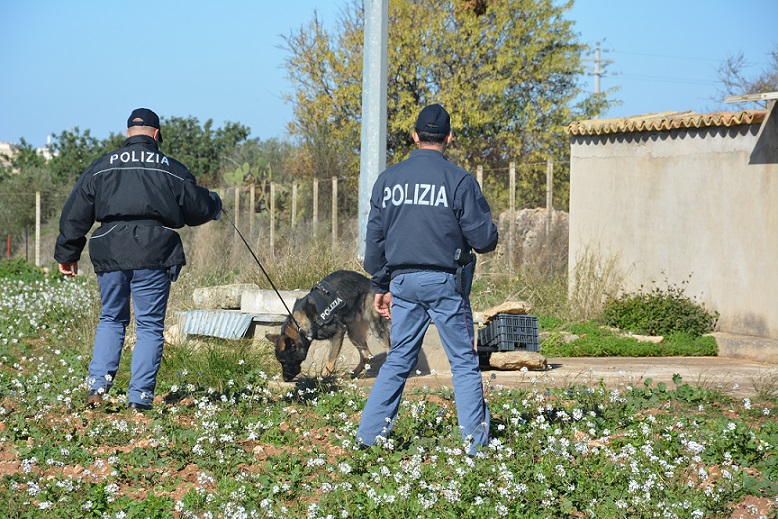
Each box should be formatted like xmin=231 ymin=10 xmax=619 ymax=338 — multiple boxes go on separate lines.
xmin=357 ymin=104 xmax=498 ymax=454
xmin=55 ymin=108 xmax=222 ymax=411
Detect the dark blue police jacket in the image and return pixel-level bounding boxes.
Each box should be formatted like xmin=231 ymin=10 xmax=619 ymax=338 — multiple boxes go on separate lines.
xmin=55 ymin=135 xmax=220 ymax=273
xmin=364 ymin=148 xmax=498 ymax=292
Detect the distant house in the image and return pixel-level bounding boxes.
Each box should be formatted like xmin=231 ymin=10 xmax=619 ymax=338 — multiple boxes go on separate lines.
xmin=567 ymin=103 xmax=778 ymax=363
xmin=0 ymin=142 xmax=14 ymax=169
xmin=0 ymin=140 xmax=54 ymax=171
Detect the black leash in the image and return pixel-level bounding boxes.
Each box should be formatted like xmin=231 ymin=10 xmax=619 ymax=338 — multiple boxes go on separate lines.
xmin=220 ymin=209 xmax=302 ymax=333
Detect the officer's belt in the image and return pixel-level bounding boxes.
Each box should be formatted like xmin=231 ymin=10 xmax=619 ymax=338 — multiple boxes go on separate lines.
xmin=101 ymin=218 xmax=165 ymax=227
xmin=390 ymin=265 xmax=458 ymax=277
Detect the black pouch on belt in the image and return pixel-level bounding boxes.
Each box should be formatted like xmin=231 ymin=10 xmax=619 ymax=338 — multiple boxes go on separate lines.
xmin=167 ymin=264 xmax=182 ymax=282
xmin=454 ymin=249 xmax=475 ymax=296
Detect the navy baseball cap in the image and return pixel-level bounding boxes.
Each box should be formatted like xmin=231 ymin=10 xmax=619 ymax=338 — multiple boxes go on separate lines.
xmin=127 ymin=108 xmax=163 ymax=142
xmin=415 ymin=103 xmax=451 ymax=134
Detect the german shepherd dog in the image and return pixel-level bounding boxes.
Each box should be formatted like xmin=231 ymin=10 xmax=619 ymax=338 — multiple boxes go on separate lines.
xmin=265 ymin=270 xmax=390 ymax=381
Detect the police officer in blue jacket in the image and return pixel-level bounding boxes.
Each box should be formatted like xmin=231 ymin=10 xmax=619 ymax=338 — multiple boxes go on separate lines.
xmin=358 ymin=104 xmax=499 ymax=454
xmin=55 ymin=108 xmax=222 ymax=412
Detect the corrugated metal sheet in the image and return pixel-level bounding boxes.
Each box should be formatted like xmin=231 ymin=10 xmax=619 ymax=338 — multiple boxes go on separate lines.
xmin=177 ymin=310 xmax=255 ymax=339
xmin=567 ymin=109 xmax=767 ymax=136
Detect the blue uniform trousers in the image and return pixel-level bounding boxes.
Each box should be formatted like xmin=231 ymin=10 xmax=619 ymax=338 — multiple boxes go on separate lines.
xmin=88 ymin=268 xmax=170 ymax=407
xmin=357 ymin=271 xmax=490 ymax=454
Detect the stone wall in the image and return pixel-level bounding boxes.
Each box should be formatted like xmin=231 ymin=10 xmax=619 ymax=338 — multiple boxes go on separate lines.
xmin=569 ymin=105 xmax=778 ymax=363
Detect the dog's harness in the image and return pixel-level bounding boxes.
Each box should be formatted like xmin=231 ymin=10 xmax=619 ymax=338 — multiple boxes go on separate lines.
xmin=309 ymin=280 xmax=347 ymax=326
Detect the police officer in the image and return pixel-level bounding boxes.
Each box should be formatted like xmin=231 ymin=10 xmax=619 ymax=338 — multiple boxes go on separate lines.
xmin=55 ymin=108 xmax=222 ymax=412
xmin=357 ymin=103 xmax=499 ymax=454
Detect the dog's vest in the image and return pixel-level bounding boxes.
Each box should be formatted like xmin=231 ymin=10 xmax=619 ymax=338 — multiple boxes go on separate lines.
xmin=310 ymin=280 xmax=347 ymax=326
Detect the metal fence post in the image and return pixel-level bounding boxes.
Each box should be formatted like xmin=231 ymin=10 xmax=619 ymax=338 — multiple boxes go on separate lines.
xmin=249 ymin=182 xmax=256 ymax=235
xmin=35 ymin=191 xmax=41 ymax=266
xmin=291 ymin=181 xmax=298 ymax=228
xmin=509 ymin=162 xmax=516 ymax=274
xmin=313 ymin=178 xmax=319 ymax=237
xmin=331 ymin=176 xmax=338 ymax=248
xmin=546 ymin=159 xmax=553 ymax=237
xmin=270 ymin=182 xmax=276 ymax=257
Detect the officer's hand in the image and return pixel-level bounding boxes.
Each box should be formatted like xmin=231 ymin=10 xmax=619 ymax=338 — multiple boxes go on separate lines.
xmin=374 ymin=292 xmax=392 ymax=320
xmin=58 ymin=262 xmax=78 ymax=277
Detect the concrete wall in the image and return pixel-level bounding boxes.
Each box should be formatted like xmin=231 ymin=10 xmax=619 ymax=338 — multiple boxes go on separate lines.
xmin=569 ymin=106 xmax=778 ymax=362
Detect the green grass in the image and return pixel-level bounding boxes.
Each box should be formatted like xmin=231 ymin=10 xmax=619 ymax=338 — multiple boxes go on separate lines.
xmin=538 ymin=318 xmax=718 ymax=357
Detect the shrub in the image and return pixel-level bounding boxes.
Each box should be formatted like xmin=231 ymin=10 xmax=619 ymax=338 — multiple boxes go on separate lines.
xmin=602 ymin=279 xmax=719 ymax=337
xmin=0 ymin=258 xmax=46 ymax=282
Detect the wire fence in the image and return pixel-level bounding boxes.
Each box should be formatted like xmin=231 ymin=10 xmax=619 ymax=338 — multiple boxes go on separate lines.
xmin=1 ymin=159 xmax=570 ymax=274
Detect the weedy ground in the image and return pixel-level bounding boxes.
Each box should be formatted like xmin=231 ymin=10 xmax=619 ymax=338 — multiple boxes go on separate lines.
xmin=1 ymin=271 xmax=776 ymax=519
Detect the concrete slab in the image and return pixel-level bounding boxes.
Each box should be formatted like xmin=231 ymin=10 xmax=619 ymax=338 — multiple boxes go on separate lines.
xmin=713 ymin=332 xmax=778 ymax=364
xmin=192 ymin=284 xmax=257 ymax=310
xmin=391 ymin=356 xmax=778 ymax=398
xmin=241 ymin=288 xmax=308 ymax=315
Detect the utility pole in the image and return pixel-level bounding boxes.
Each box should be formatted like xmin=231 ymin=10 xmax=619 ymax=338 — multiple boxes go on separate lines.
xmin=584 ymin=41 xmax=614 ymax=117
xmin=357 ymin=0 xmax=388 ymax=259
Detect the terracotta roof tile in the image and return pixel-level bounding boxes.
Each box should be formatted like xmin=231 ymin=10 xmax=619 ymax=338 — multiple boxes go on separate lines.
xmin=566 ymin=109 xmax=767 ymax=136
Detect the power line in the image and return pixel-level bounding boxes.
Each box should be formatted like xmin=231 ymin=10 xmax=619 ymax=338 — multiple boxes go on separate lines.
xmin=613 ymin=50 xmax=721 ymax=63
xmin=617 ymin=73 xmax=716 ymax=86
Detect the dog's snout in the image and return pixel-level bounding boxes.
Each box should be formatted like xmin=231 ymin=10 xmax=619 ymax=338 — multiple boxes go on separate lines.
xmin=282 ymin=363 xmax=301 ymax=382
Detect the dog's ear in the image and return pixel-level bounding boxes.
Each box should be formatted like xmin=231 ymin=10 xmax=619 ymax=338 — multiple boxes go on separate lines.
xmin=265 ymin=333 xmax=280 ymax=344
xmin=302 ymin=297 xmax=318 ymax=316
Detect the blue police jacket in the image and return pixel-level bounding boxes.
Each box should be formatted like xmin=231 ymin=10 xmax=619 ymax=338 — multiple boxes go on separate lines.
xmin=364 ymin=148 xmax=498 ymax=292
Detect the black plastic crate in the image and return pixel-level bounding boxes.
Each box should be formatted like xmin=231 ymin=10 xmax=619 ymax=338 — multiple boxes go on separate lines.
xmin=477 ymin=314 xmax=539 ymax=352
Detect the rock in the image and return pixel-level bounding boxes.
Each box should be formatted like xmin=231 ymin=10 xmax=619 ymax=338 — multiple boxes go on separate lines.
xmin=488 ymin=350 xmax=548 ymax=371
xmin=193 ymin=284 xmax=257 ymax=309
xmin=482 ymin=301 xmax=532 ymax=323
xmin=628 ymin=334 xmax=664 ymax=344
xmin=164 ymin=324 xmax=185 ymax=345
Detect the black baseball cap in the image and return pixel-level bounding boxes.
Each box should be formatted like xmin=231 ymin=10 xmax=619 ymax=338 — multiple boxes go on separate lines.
xmin=127 ymin=108 xmax=163 ymax=142
xmin=415 ymin=103 xmax=451 ymax=135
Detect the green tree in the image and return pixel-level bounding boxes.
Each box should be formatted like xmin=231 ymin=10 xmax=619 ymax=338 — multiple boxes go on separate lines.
xmin=43 ymin=118 xmax=251 ymax=188
xmin=220 ymin=137 xmax=296 ymax=183
xmin=162 ymin=116 xmax=251 ymax=185
xmin=0 ymin=166 xmax=59 ymax=235
xmin=282 ymin=0 xmax=612 ymax=213
xmin=47 ymin=127 xmax=105 ymax=184
xmin=0 ymin=139 xmax=63 ymax=238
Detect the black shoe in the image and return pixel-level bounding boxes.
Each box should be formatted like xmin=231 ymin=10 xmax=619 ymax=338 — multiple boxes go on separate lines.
xmin=128 ymin=402 xmax=152 ymax=412
xmin=86 ymin=390 xmax=104 ymax=407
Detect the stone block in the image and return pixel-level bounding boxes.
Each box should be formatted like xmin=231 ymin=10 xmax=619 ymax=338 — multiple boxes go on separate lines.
xmin=241 ymin=289 xmax=308 ymax=315
xmin=193 ymin=284 xmax=257 ymax=309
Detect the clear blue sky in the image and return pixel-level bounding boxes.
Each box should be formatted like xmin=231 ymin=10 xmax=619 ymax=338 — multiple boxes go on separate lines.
xmin=1 ymin=0 xmax=776 ymax=149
